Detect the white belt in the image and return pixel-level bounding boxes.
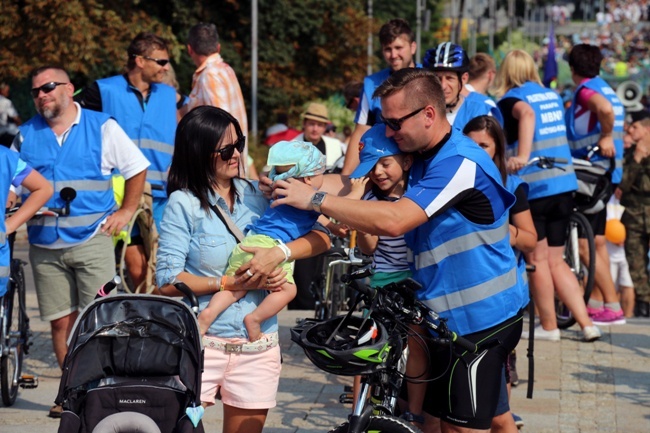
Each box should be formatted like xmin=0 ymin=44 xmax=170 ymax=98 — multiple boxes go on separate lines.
xmin=202 ymin=332 xmax=279 ymax=353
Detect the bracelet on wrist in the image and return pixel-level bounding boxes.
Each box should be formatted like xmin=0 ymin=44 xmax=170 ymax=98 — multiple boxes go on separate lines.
xmin=207 ymin=276 xmax=215 ymax=292
xmin=276 ymin=241 xmax=292 ymax=264
xmin=219 ymin=275 xmax=227 ymax=292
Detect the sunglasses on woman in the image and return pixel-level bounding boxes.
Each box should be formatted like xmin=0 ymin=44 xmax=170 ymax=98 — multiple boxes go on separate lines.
xmin=214 ymin=136 xmax=246 ymax=161
xmin=30 ymin=82 xmax=68 ymax=98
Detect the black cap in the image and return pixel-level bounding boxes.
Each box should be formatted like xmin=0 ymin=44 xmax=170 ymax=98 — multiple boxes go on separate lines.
xmin=629 ymin=110 xmax=650 ymax=123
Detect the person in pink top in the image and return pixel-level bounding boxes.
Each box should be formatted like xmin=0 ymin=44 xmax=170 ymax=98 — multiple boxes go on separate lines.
xmin=185 ymin=23 xmax=250 ymax=175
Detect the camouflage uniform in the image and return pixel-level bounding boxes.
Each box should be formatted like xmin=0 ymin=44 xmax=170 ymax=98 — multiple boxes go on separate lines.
xmin=619 ymin=145 xmax=650 ymax=303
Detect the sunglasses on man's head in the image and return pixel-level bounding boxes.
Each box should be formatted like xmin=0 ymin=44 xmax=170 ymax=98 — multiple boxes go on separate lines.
xmin=381 ymin=106 xmax=427 ymax=131
xmin=214 ymin=136 xmax=246 ymax=161
xmin=30 ymin=82 xmax=68 ymax=98
xmin=134 ymin=54 xmax=170 ymax=67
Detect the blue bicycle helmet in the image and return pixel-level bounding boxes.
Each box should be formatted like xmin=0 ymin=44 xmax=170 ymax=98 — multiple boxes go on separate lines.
xmin=424 ymin=42 xmax=469 ymax=73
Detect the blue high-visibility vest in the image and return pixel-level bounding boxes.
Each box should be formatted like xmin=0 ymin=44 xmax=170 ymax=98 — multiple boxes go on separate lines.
xmin=18 ymin=110 xmax=115 ymax=245
xmin=502 ymin=82 xmax=578 ymax=200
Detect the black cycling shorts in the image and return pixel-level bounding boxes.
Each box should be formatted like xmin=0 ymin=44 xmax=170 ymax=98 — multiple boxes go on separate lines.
xmin=584 ymin=206 xmax=607 ymax=236
xmin=529 ymin=192 xmax=574 ymax=247
xmin=421 ymin=310 xmax=523 ymax=429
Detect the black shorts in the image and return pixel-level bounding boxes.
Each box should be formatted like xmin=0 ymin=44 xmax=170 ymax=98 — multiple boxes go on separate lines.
xmin=529 ymin=192 xmax=574 ymax=247
xmin=421 ymin=310 xmax=523 ymax=429
xmin=584 ymin=206 xmax=607 ymax=236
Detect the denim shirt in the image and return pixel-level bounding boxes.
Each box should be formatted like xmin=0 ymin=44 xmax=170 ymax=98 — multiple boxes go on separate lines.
xmin=156 ymin=178 xmax=277 ymax=338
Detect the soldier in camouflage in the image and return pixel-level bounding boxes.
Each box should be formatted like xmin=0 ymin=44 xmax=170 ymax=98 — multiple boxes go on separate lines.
xmin=619 ymin=110 xmax=650 ymax=317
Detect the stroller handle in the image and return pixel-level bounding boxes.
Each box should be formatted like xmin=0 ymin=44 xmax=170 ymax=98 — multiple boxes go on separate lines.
xmin=95 ymin=275 xmax=123 ymax=299
xmin=174 ymin=282 xmax=200 ymax=313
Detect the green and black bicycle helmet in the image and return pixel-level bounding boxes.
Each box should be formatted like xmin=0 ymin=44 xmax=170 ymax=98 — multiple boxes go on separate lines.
xmin=423 ymin=42 xmax=470 ymax=74
xmin=290 ymin=316 xmax=393 ymax=376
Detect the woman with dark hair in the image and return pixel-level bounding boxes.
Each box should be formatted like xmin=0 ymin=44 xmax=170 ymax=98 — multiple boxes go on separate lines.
xmin=156 ymin=106 xmax=330 ymax=433
xmin=464 ymin=115 xmax=536 ymax=432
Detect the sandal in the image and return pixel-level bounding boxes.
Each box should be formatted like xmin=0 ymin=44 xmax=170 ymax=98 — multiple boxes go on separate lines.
xmin=400 ymin=411 xmax=425 ymax=424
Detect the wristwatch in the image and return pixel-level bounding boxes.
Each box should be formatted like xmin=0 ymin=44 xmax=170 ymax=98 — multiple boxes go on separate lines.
xmin=311 ymin=191 xmax=328 ymax=213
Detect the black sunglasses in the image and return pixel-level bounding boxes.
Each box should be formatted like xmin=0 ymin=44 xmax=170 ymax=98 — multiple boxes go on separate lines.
xmin=214 ymin=136 xmax=246 ymax=161
xmin=381 ymin=106 xmax=427 ymax=131
xmin=136 ymin=55 xmax=170 ymax=67
xmin=30 ymin=82 xmax=68 ymax=98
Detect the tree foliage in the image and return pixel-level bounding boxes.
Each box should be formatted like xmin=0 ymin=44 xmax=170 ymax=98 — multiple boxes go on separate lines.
xmin=1 ymin=0 xmax=444 ymax=132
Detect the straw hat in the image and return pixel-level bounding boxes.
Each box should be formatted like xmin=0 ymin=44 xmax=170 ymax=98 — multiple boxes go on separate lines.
xmin=302 ymin=103 xmax=330 ymax=124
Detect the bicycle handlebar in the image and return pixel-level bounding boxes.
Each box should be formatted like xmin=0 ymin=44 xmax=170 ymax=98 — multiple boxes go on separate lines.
xmin=350 ymin=277 xmax=479 ymax=354
xmin=5 ymin=187 xmax=77 ymax=218
xmin=525 ymin=156 xmax=568 ymax=170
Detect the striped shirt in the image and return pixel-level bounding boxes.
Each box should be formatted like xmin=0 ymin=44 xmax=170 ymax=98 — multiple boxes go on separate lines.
xmin=362 ymin=189 xmax=410 ymax=274
xmin=187 ymin=53 xmax=249 ymax=174
xmin=187 ymin=53 xmax=248 ymax=135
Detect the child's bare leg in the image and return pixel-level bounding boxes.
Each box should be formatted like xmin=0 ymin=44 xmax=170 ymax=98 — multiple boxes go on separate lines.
xmin=244 ymin=283 xmax=296 ymax=341
xmin=620 ymin=286 xmax=635 ymax=318
xmin=405 ymin=324 xmax=429 ymax=426
xmin=198 ymin=290 xmax=245 ymax=336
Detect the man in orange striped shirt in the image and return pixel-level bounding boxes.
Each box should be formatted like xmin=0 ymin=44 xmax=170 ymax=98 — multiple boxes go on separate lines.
xmin=186 ymin=23 xmax=250 ymax=176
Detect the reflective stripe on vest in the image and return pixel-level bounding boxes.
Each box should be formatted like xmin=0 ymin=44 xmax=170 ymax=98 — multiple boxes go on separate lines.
xmin=412 ymin=224 xmax=509 ymax=270
xmin=421 ymin=267 xmax=518 ymax=314
xmin=0 ymin=265 xmax=9 ymax=278
xmin=26 ymin=212 xmax=108 ymax=229
xmin=519 ymin=165 xmax=576 ymax=185
xmin=568 ymin=130 xmax=625 ymax=150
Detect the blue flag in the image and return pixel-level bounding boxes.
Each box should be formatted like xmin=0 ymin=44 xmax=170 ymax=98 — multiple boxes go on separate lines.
xmin=543 ymin=25 xmax=558 ymax=88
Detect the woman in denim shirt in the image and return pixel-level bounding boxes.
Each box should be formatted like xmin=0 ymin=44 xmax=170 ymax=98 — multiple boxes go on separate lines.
xmin=156 ymin=106 xmax=329 ymax=433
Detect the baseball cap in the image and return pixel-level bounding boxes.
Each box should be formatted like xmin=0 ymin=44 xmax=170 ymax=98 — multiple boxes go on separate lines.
xmin=350 ymin=124 xmax=402 ymax=178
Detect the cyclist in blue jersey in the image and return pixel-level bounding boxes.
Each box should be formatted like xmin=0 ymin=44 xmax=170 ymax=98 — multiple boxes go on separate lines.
xmin=464 ymin=115 xmax=536 ymax=432
xmin=342 ymin=18 xmax=418 ymax=176
xmin=493 ymin=49 xmax=600 ymax=342
xmin=77 ymin=32 xmax=178 ymax=289
xmin=272 ymin=68 xmax=526 ymax=432
xmin=1 ymin=147 xmax=52 ymax=296
xmin=424 ymin=42 xmax=502 ymax=130
xmin=565 ymin=44 xmax=627 ymax=325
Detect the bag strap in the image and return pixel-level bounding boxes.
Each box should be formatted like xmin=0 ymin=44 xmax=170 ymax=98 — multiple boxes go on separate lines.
xmin=209 ymin=204 xmax=245 ymax=242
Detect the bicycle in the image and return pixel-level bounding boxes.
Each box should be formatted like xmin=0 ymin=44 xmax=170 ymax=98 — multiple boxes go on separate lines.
xmin=292 ymin=256 xmax=480 ymax=433
xmin=1 ymin=188 xmax=76 ymax=405
xmin=557 ymin=145 xmax=613 ymax=329
xmin=518 ymin=156 xmax=597 ymax=329
xmin=312 ymin=237 xmax=372 ymax=321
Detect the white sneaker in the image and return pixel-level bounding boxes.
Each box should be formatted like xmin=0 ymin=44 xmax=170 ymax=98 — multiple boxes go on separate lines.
xmin=582 ymin=325 xmax=601 ymax=342
xmin=521 ymin=325 xmax=561 ymax=341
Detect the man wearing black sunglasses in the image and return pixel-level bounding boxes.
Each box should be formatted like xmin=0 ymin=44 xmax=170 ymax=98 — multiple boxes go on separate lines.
xmin=270 ymin=68 xmax=526 ymax=433
xmin=76 ymin=32 xmax=178 ymax=289
xmin=13 ymin=65 xmax=149 ymax=418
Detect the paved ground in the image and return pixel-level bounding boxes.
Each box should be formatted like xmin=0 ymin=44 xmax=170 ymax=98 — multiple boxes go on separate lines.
xmin=1 ymin=240 xmax=649 ymax=432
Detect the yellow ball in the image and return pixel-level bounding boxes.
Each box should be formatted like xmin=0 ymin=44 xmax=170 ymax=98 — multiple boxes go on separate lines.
xmin=605 ymin=219 xmax=626 ymax=244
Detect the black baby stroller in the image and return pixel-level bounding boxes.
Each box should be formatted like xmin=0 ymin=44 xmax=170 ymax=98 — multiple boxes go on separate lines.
xmin=55 ymin=279 xmax=205 ymax=433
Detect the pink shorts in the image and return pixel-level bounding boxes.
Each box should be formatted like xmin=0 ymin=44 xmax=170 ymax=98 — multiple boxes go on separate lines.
xmin=200 ymin=334 xmax=282 ymax=409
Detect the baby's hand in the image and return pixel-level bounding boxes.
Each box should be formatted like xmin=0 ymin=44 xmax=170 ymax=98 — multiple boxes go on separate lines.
xmin=347 ymin=177 xmax=370 ymax=200
xmin=258 ymin=173 xmax=273 ymax=199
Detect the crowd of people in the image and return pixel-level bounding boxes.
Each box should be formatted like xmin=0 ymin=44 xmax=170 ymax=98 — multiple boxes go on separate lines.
xmin=1 ymin=13 xmax=648 ymax=433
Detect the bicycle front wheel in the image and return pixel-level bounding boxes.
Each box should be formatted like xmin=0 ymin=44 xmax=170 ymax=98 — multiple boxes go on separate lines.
xmin=329 ymin=415 xmax=422 ymax=433
xmin=558 ymin=212 xmax=595 ymax=329
xmin=1 ymin=263 xmax=25 ymax=406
